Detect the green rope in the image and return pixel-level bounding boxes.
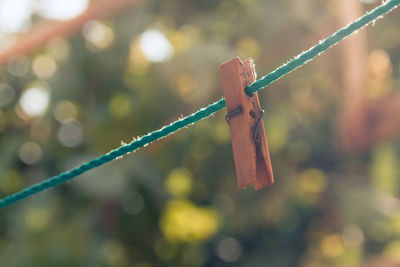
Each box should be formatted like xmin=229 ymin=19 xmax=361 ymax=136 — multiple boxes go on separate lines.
xmin=0 ymin=99 xmax=226 ymax=209
xmin=246 ymin=0 xmax=400 ymax=94
xmin=0 ymin=0 xmax=399 ymax=209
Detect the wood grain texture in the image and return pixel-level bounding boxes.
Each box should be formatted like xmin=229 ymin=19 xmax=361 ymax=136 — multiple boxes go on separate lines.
xmin=221 ymin=57 xmax=274 ymax=189
xmin=243 ymin=59 xmax=274 ymax=189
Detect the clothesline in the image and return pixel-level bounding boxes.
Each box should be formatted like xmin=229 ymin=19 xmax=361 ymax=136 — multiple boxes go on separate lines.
xmin=1 ymin=0 xmax=399 ymax=209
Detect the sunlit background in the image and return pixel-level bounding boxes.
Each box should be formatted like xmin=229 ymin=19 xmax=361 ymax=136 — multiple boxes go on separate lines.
xmin=0 ymin=0 xmax=400 ymax=266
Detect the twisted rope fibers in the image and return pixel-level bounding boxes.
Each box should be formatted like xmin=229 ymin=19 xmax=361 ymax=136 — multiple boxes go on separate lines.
xmin=1 ymin=0 xmax=399 ymax=209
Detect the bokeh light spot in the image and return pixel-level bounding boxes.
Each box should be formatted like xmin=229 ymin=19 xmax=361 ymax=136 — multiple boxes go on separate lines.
xmin=109 ymin=93 xmax=132 ymax=118
xmin=46 ymin=38 xmax=71 ymax=60
xmin=343 ymin=225 xmax=364 ymax=248
xmin=139 ymin=29 xmax=173 ymax=62
xmin=160 ymin=199 xmax=219 ymax=243
xmin=54 ymin=101 xmax=78 ymax=123
xmin=19 ymin=87 xmax=50 ymax=118
xmin=32 ymin=54 xmax=58 ymax=79
xmin=0 ymin=0 xmax=32 ymax=34
xmin=369 ymin=49 xmax=392 ymax=78
xmin=57 ymin=119 xmax=83 ymax=147
xmin=38 ymin=0 xmax=89 ymax=20
xmin=214 ymin=237 xmax=243 ymax=262
xmin=298 ymin=169 xmax=327 ymax=194
xmin=18 ymin=142 xmax=43 ymax=165
xmin=320 ymin=234 xmax=345 ymax=258
xmin=83 ymin=20 xmax=115 ymax=51
xmin=165 ymin=168 xmax=193 ymax=197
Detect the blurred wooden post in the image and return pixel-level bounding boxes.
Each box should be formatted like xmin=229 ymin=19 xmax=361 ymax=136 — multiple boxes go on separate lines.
xmin=337 ymin=0 xmax=400 ymax=150
xmin=336 ymin=0 xmax=369 ymax=151
xmin=0 ymin=0 xmax=140 ymax=66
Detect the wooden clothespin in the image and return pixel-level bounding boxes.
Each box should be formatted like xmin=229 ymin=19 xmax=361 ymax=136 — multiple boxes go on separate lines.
xmin=220 ymin=57 xmax=274 ymax=190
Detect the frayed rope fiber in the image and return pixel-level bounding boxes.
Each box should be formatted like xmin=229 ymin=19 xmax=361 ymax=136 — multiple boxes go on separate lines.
xmin=1 ymin=0 xmax=399 ymax=209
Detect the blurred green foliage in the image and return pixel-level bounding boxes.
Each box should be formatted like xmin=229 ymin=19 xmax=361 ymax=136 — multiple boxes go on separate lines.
xmin=1 ymin=0 xmax=400 ymax=266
